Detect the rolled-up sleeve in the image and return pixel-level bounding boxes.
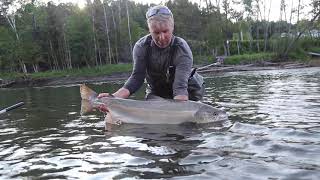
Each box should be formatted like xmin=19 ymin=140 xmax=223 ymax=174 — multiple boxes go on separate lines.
xmin=123 ymin=42 xmax=147 ymax=95
xmin=172 ymin=39 xmax=193 ymax=97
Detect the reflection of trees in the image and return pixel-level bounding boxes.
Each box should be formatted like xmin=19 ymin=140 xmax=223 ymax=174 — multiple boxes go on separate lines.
xmin=205 ymin=69 xmax=320 ymax=125
xmin=204 ymin=73 xmax=278 ymax=123
xmin=0 ymin=85 xmax=102 ymax=178
xmin=21 ymin=87 xmax=78 ymax=129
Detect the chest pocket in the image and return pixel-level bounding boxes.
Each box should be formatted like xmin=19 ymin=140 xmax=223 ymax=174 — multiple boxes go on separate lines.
xmin=147 ymin=49 xmax=172 ymax=81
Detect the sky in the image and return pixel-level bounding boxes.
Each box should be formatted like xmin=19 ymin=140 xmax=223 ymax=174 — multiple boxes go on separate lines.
xmin=40 ymin=0 xmax=314 ymax=23
xmin=40 ymin=0 xmax=163 ymax=8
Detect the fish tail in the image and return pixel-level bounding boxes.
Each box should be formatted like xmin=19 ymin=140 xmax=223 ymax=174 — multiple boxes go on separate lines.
xmin=80 ymin=84 xmax=98 ymax=115
xmin=80 ymin=100 xmax=94 ymax=115
xmin=80 ymin=84 xmax=98 ymax=100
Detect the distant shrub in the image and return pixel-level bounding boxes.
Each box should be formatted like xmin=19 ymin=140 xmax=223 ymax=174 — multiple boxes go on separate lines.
xmin=224 ymin=53 xmax=276 ymax=65
xmin=193 ymin=55 xmax=215 ymax=65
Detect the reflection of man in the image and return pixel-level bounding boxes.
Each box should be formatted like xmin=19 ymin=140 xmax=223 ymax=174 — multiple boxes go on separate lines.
xmin=98 ymin=5 xmax=204 ymax=112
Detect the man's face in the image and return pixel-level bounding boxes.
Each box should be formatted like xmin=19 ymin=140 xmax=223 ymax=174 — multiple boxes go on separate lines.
xmin=149 ymin=21 xmax=173 ymax=48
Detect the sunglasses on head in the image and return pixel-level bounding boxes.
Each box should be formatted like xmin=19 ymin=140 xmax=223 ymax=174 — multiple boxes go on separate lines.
xmin=146 ymin=7 xmax=173 ymax=19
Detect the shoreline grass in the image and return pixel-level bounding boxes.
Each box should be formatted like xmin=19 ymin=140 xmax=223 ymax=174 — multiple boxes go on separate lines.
xmin=224 ymin=53 xmax=276 ymax=65
xmin=0 ymin=52 xmax=313 ymax=81
xmin=1 ymin=63 xmax=133 ymax=80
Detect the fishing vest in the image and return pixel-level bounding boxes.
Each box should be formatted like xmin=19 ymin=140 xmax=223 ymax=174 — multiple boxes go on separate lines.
xmin=144 ymin=35 xmax=205 ymax=101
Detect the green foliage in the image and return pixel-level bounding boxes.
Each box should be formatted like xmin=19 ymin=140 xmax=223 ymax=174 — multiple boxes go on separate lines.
xmin=228 ymin=40 xmax=268 ymax=54
xmin=0 ymin=27 xmax=16 ymax=71
xmin=193 ymin=55 xmax=215 ymax=65
xmin=226 ymin=38 xmax=320 ymax=59
xmin=224 ymin=53 xmax=276 ymax=65
xmin=66 ymin=9 xmax=94 ymax=66
xmin=29 ymin=63 xmax=132 ymax=78
xmin=206 ymin=20 xmax=225 ymax=50
xmin=269 ymin=37 xmax=291 ymax=56
xmin=0 ymin=0 xmax=319 ymax=77
xmin=18 ymin=41 xmax=42 ymax=64
xmin=308 ymin=47 xmax=320 ymax=52
xmin=1 ymin=63 xmax=133 ymax=80
xmin=287 ymin=50 xmax=309 ymax=61
xmin=300 ymin=38 xmax=320 ymax=51
xmin=168 ymin=0 xmax=202 ymax=40
xmin=270 ymin=37 xmax=319 ymax=59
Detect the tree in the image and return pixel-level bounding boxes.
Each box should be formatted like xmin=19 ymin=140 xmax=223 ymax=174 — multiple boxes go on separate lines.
xmin=242 ymin=0 xmax=254 ymax=51
xmin=0 ymin=26 xmax=16 ymax=71
xmin=87 ymin=0 xmax=101 ymax=66
xmin=16 ymin=2 xmax=43 ymax=72
xmin=66 ymin=7 xmax=94 ymax=68
xmin=282 ymin=9 xmax=320 ymax=57
xmin=1 ymin=0 xmax=29 ymax=73
xmin=125 ymin=0 xmax=133 ymax=57
xmin=311 ymin=0 xmax=320 ymax=21
xmin=45 ymin=2 xmax=74 ymax=70
xmin=102 ymin=0 xmax=112 ymax=64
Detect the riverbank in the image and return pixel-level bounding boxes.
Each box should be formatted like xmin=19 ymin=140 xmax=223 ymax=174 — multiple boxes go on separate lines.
xmin=1 ymin=58 xmax=320 ymax=88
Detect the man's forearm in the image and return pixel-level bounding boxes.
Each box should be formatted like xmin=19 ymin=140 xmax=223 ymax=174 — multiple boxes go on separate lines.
xmin=113 ymin=88 xmax=130 ymax=98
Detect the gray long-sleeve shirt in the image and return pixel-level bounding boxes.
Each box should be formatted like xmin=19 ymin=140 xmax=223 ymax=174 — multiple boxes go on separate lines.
xmin=123 ymin=34 xmax=193 ymax=98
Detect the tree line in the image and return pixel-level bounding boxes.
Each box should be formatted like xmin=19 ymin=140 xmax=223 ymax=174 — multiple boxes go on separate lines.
xmin=0 ymin=0 xmax=319 ymax=74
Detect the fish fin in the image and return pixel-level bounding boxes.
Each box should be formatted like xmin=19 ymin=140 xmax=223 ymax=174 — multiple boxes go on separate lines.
xmin=104 ymin=113 xmax=122 ymax=125
xmin=80 ymin=100 xmax=95 ymax=115
xmin=80 ymin=84 xmax=97 ymax=100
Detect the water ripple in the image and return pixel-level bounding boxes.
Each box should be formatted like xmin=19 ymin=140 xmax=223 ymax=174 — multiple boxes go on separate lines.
xmin=1 ymin=67 xmax=320 ymax=179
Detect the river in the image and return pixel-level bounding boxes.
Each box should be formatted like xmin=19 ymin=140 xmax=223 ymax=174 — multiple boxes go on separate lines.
xmin=0 ymin=67 xmax=319 ymax=179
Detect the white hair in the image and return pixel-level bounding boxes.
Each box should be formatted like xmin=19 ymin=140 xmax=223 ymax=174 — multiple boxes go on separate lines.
xmin=147 ymin=15 xmax=174 ymax=30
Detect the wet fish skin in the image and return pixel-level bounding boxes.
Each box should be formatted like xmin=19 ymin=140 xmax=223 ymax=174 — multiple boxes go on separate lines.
xmin=80 ymin=84 xmax=228 ymax=124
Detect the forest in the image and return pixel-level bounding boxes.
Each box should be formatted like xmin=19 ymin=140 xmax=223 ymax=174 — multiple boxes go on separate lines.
xmin=0 ymin=0 xmax=319 ymax=74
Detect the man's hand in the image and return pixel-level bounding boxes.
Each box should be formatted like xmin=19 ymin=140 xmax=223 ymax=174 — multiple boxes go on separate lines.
xmin=97 ymin=93 xmax=111 ymax=112
xmin=97 ymin=104 xmax=109 ymax=113
xmin=174 ymin=95 xmax=188 ymax=101
xmin=96 ymin=88 xmax=130 ymax=113
xmin=98 ymin=93 xmax=111 ymax=98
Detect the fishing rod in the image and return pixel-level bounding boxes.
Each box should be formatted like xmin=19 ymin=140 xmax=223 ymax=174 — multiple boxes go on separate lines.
xmin=0 ymin=102 xmax=25 ymax=114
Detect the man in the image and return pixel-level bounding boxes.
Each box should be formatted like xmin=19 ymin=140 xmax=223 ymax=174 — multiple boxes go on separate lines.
xmin=98 ymin=5 xmax=204 ymax=112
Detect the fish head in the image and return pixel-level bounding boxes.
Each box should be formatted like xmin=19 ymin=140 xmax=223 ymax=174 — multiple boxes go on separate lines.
xmin=194 ymin=104 xmax=228 ymax=123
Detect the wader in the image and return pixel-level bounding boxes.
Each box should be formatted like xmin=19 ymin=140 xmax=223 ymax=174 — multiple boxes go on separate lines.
xmin=144 ymin=36 xmax=205 ymax=101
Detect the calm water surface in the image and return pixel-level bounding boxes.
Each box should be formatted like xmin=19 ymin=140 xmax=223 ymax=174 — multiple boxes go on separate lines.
xmin=0 ymin=67 xmax=320 ymax=179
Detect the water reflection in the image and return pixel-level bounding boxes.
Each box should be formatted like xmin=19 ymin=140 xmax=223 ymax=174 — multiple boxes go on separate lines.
xmin=0 ymin=67 xmax=320 ymax=179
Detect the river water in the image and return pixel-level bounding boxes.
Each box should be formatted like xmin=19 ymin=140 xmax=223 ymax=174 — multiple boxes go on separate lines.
xmin=0 ymin=67 xmax=320 ymax=179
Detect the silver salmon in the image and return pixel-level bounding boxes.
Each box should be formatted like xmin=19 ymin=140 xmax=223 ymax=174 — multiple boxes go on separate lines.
xmin=80 ymin=84 xmax=228 ymax=124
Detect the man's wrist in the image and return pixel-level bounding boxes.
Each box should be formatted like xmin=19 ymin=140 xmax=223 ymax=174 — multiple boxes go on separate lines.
xmin=113 ymin=88 xmax=130 ymax=98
